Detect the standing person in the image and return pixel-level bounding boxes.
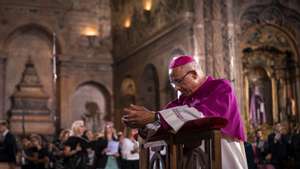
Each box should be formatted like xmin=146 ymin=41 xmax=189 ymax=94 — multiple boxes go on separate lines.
xmin=120 ymin=128 xmax=139 ymax=169
xmin=122 ymin=55 xmax=248 ymax=169
xmin=266 ymin=123 xmax=288 ymax=169
xmin=253 ymin=129 xmax=268 ymax=168
xmin=117 ymin=131 xmax=125 ymax=169
xmin=92 ymin=132 xmax=108 ymax=169
xmin=19 ymin=136 xmax=32 ymax=169
xmin=26 ymin=134 xmax=49 ymax=169
xmin=83 ymin=130 xmax=96 ymax=169
xmin=103 ymin=124 xmax=120 ymax=169
xmin=52 ymin=129 xmax=70 ymax=169
xmin=0 ymin=120 xmax=18 ymax=169
xmin=291 ymin=124 xmax=300 ymax=169
xmin=63 ymin=120 xmax=89 ymax=169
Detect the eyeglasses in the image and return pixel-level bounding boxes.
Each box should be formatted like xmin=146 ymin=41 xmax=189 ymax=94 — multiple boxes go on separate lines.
xmin=170 ymin=71 xmax=194 ymax=86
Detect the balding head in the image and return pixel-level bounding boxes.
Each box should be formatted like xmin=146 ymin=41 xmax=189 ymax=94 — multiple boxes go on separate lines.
xmin=168 ymin=55 xmax=205 ymax=96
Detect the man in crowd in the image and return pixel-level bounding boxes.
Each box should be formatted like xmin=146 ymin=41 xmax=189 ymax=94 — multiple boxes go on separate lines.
xmin=0 ymin=120 xmax=17 ymax=169
xmin=122 ymin=55 xmax=248 ymax=169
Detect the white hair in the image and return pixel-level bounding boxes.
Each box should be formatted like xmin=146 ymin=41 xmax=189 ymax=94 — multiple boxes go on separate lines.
xmin=70 ymin=120 xmax=84 ymax=136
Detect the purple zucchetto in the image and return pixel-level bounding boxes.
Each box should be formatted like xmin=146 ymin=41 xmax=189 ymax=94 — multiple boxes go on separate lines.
xmin=169 ymin=55 xmax=195 ymax=69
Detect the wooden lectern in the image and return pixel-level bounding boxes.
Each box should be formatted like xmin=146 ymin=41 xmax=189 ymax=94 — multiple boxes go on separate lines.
xmin=139 ymin=117 xmax=227 ymax=169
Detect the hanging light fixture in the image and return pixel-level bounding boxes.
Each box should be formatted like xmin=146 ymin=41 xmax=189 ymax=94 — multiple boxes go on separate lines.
xmin=123 ymin=16 xmax=131 ymax=28
xmin=83 ymin=26 xmax=98 ymax=36
xmin=143 ymin=0 xmax=152 ymax=11
xmin=82 ymin=26 xmax=99 ymax=47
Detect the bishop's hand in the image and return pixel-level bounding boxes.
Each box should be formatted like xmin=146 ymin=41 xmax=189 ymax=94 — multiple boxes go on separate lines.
xmin=122 ymin=104 xmax=156 ymax=128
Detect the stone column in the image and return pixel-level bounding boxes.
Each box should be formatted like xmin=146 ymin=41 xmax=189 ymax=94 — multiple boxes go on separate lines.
xmin=271 ymin=76 xmax=278 ymax=123
xmin=294 ymin=66 xmax=300 ymax=121
xmin=0 ymin=57 xmax=6 ymax=119
xmin=58 ymin=61 xmax=72 ymax=129
xmin=203 ymin=0 xmax=214 ymax=75
xmin=243 ymin=73 xmax=249 ymax=122
xmin=211 ymin=0 xmax=226 ymax=78
xmin=243 ymin=72 xmax=250 ymax=133
xmin=192 ymin=0 xmax=206 ymax=70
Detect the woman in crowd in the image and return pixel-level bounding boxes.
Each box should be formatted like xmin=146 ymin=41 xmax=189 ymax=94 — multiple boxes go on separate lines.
xmin=83 ymin=129 xmax=96 ymax=169
xmin=120 ymin=128 xmax=139 ymax=169
xmin=103 ymin=124 xmax=120 ymax=169
xmin=63 ymin=120 xmax=89 ymax=169
xmin=92 ymin=131 xmax=108 ymax=169
xmin=52 ymin=129 xmax=70 ymax=169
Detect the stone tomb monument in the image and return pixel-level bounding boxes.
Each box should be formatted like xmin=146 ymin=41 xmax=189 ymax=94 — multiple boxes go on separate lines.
xmin=9 ymin=57 xmax=54 ymax=135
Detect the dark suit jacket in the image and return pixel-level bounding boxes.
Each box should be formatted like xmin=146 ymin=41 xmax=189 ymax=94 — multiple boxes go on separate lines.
xmin=0 ymin=131 xmax=18 ymax=163
xmin=267 ymin=132 xmax=288 ymax=168
xmin=92 ymin=138 xmax=108 ymax=169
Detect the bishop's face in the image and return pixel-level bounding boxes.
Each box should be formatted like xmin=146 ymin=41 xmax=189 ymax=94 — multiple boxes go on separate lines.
xmin=169 ymin=67 xmax=198 ymax=96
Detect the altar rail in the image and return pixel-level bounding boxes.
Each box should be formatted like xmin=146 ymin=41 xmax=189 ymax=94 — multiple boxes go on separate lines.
xmin=139 ymin=117 xmax=227 ymax=169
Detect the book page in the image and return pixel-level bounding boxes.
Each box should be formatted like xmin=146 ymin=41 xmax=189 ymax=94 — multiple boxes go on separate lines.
xmin=160 ymin=105 xmax=204 ymax=133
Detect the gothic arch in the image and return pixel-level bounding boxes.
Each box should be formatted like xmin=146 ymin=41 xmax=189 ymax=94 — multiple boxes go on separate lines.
xmin=239 ymin=1 xmax=300 ymax=59
xmin=240 ymin=25 xmax=299 ymax=63
xmin=239 ymin=0 xmax=300 ymax=37
xmin=70 ymin=81 xmax=111 ymax=131
xmin=3 ymin=23 xmax=63 ymax=55
xmin=138 ymin=64 xmax=160 ymax=111
xmin=75 ymin=81 xmax=111 ymax=117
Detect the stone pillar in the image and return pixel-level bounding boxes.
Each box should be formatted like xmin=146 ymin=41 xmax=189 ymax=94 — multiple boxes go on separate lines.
xmin=58 ymin=61 xmax=72 ymax=130
xmin=294 ymin=66 xmax=300 ymax=121
xmin=203 ymin=0 xmax=214 ymax=75
xmin=243 ymin=72 xmax=250 ymax=133
xmin=244 ymin=73 xmax=249 ymax=122
xmin=0 ymin=57 xmax=6 ymax=118
xmin=211 ymin=0 xmax=226 ymax=78
xmin=192 ymin=0 xmax=206 ymax=70
xmin=271 ymin=76 xmax=278 ymax=123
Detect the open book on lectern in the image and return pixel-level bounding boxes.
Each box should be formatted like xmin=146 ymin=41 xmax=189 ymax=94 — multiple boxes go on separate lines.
xmin=159 ymin=105 xmax=205 ymax=133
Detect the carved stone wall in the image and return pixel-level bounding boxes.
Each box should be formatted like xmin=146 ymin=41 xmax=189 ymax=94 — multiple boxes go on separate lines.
xmin=111 ymin=0 xmax=193 ymax=60
xmin=113 ymin=0 xmax=300 ymax=132
xmin=58 ymin=59 xmax=113 ymax=129
xmin=0 ymin=0 xmax=113 ymax=132
xmin=238 ymin=0 xmax=300 ymax=127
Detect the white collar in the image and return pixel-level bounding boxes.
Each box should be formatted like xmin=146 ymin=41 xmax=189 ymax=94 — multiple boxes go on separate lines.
xmin=2 ymin=129 xmax=8 ymax=137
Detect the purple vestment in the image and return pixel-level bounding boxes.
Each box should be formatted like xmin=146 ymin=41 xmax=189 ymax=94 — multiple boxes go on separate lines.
xmin=160 ymin=76 xmax=246 ymax=141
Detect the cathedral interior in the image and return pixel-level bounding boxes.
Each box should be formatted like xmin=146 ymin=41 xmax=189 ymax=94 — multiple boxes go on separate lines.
xmin=0 ymin=0 xmax=300 ymax=139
